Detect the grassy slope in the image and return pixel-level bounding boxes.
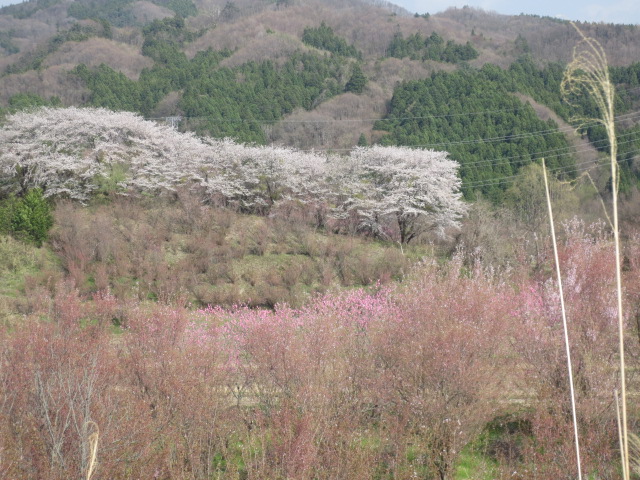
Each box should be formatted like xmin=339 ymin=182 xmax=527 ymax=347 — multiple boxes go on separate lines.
xmin=0 ymin=234 xmax=62 ymax=323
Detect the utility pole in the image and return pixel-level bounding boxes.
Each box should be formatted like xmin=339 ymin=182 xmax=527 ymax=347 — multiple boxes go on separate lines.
xmin=166 ymin=116 xmax=182 ymax=129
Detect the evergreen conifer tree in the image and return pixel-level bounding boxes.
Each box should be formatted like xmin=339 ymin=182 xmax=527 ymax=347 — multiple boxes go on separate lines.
xmin=345 ymin=64 xmax=367 ymax=94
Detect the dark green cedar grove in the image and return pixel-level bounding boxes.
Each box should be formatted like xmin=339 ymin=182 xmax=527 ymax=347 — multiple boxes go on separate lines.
xmin=377 ymin=57 xmax=640 ymax=201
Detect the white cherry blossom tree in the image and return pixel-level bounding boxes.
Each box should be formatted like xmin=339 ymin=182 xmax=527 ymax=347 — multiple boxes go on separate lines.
xmin=0 ymin=107 xmax=331 ymax=210
xmin=335 ymin=146 xmax=466 ymax=243
xmin=0 ymin=108 xmax=466 ymax=242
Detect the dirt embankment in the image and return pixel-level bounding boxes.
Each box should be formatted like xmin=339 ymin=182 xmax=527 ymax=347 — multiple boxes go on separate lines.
xmin=515 ymin=92 xmax=600 ymax=173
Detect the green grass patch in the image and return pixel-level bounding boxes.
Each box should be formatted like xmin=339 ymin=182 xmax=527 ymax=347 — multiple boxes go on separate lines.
xmin=0 ymin=234 xmax=60 ymax=297
xmin=454 ymin=446 xmax=498 ymax=480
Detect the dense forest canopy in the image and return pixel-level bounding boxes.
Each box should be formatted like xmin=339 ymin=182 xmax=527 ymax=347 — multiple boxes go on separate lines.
xmin=386 ymin=31 xmax=478 ymax=63
xmin=375 ymin=66 xmax=572 ymax=201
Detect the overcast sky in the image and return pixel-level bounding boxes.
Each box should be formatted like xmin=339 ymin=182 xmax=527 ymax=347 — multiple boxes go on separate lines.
xmin=395 ymin=0 xmax=640 ymax=25
xmin=0 ymin=0 xmax=638 ymax=25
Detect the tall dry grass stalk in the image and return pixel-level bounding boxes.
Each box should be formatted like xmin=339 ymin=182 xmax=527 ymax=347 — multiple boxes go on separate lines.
xmin=542 ymin=158 xmax=583 ymax=480
xmin=561 ymin=23 xmax=628 ymax=480
xmin=629 ymin=432 xmax=640 ymax=477
xmin=616 ymin=390 xmax=628 ymax=479
xmin=85 ymin=421 xmax=99 ymax=480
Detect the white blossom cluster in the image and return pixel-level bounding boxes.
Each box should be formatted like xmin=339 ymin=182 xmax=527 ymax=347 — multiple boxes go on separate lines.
xmin=341 ymin=146 xmax=467 ymax=242
xmin=0 ymin=107 xmax=466 ymax=241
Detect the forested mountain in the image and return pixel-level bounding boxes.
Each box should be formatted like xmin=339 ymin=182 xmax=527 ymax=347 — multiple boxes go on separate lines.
xmin=1 ymin=0 xmax=640 ymax=201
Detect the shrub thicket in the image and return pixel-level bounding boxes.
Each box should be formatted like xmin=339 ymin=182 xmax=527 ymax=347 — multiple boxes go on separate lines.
xmin=0 ymin=221 xmax=636 ymax=479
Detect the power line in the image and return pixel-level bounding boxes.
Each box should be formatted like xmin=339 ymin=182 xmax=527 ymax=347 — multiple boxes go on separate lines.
xmin=462 ymin=151 xmax=640 ymax=190
xmin=459 ymin=136 xmax=640 ymax=189
xmin=452 ymin=129 xmax=640 ymax=171
xmin=2 ymin=117 xmax=638 ymax=171
xmin=3 ymin=103 xmax=640 ymax=194
xmin=4 ymin=112 xmax=639 ymax=153
xmin=6 ymin=104 xmax=640 ymax=154
xmin=144 ymin=85 xmax=640 ymax=125
xmin=462 ymin=160 xmax=595 ymax=190
xmin=148 ymin=105 xmax=534 ymax=124
xmin=399 ymin=111 xmax=640 ymax=148
xmin=145 ymin=87 xmax=640 ymax=125
xmin=284 ymin=110 xmax=640 ymax=153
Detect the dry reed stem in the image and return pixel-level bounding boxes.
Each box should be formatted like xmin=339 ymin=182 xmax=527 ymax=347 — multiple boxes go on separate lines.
xmin=542 ymin=157 xmax=583 ymax=480
xmin=85 ymin=421 xmax=99 ymax=480
xmin=562 ymin=22 xmax=628 ymax=480
xmin=616 ymin=390 xmax=628 ymax=479
xmin=629 ymin=432 xmax=640 ymax=477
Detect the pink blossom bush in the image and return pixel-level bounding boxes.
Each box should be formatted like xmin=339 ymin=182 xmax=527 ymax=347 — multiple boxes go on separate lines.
xmin=509 ymin=220 xmax=632 ymax=479
xmin=1 ymin=223 xmax=638 ymax=478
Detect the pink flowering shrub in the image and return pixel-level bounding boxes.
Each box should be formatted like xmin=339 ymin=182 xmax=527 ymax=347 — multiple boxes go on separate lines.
xmin=1 ymin=222 xmax=638 ymax=479
xmin=508 ymin=220 xmax=634 ymax=479
xmin=187 ymin=265 xmax=516 ymax=479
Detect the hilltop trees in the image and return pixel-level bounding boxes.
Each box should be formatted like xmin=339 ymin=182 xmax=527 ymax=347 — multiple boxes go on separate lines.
xmin=0 ymin=107 xmax=466 ymax=242
xmin=345 ymin=63 xmax=367 ymax=94
xmin=386 ymin=31 xmax=479 ymax=63
xmin=302 ymin=22 xmax=362 ymax=59
xmin=70 ymin=15 xmax=353 ymax=144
